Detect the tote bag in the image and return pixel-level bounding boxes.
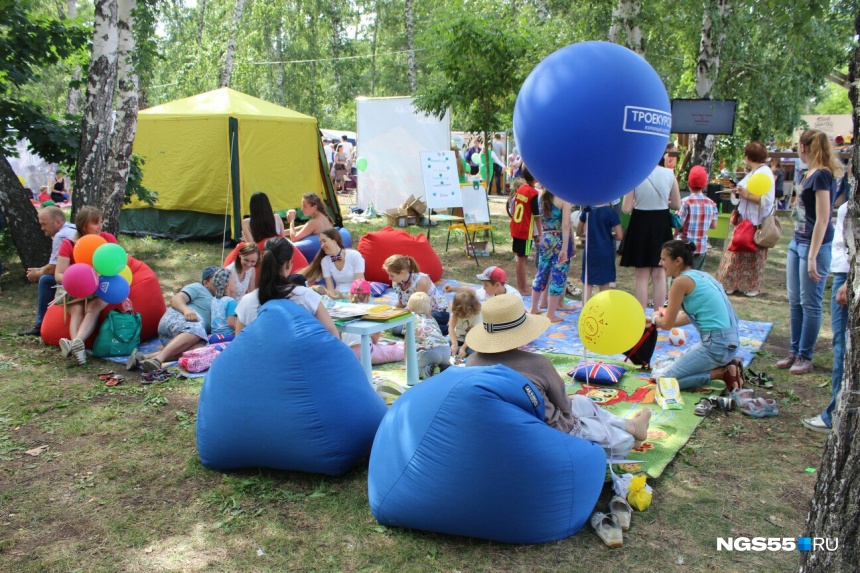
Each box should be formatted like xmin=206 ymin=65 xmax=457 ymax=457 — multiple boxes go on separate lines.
xmin=728 ymin=219 xmax=759 ymax=252
xmin=92 ymin=310 xmax=142 ymax=357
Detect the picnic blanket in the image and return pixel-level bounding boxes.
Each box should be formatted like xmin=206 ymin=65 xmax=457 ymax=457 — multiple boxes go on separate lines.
xmin=103 ymin=337 xmax=208 ymax=378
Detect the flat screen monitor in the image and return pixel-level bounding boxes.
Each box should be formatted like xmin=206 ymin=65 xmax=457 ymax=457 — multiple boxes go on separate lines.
xmin=670 ymin=99 xmax=737 ymax=135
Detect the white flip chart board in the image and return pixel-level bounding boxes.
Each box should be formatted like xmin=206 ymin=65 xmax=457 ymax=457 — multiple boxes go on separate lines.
xmin=420 ymin=150 xmax=462 ymax=210
xmin=460 ymin=183 xmax=490 ymax=224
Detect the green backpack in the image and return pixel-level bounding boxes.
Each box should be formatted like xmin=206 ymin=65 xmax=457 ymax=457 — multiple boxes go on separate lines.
xmin=93 ymin=310 xmax=142 ymax=358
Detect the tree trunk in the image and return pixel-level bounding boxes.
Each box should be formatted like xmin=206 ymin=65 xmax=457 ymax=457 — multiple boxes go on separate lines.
xmin=692 ymin=0 xmax=731 ymax=172
xmin=73 ymin=0 xmax=119 ymax=214
xmin=330 ymin=0 xmax=342 ymax=97
xmin=100 ymin=0 xmax=139 ymax=236
xmin=220 ymin=0 xmax=245 ymax=88
xmin=65 ymin=0 xmax=83 ymax=116
xmin=798 ymin=11 xmax=860 ymax=572
xmin=196 ymin=0 xmax=207 ymax=44
xmin=608 ymin=0 xmax=643 ymax=55
xmin=0 ymin=156 xmax=51 ymax=270
xmin=405 ymin=0 xmax=416 ymax=93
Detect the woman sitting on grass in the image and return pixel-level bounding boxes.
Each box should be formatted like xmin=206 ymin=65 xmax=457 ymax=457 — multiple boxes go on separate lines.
xmin=383 ymin=254 xmax=450 ymax=335
xmin=301 ymin=228 xmax=365 ymax=298
xmin=651 ymin=240 xmax=743 ymax=392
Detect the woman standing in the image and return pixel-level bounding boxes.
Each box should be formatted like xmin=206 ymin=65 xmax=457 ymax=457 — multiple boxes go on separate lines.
xmin=529 ymin=188 xmax=575 ymax=323
xmin=302 ymin=228 xmax=366 ymax=298
xmin=287 ymin=193 xmax=334 ymax=242
xmin=715 ymin=142 xmax=775 ymax=298
xmin=224 ymin=242 xmax=258 ymax=301
xmin=55 ymin=207 xmax=119 ymax=364
xmin=331 ymin=144 xmax=349 ymax=193
xmin=652 ymin=240 xmax=742 ymax=392
xmin=770 ymin=157 xmax=786 ymax=209
xmin=776 ymin=129 xmax=843 ymax=375
xmin=621 ymin=163 xmax=682 ymax=309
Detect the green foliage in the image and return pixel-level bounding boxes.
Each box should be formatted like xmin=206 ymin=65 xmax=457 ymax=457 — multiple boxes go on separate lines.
xmin=0 ymin=0 xmax=88 ymax=162
xmin=124 ymin=153 xmax=158 ymax=206
xmin=813 ymin=81 xmax=852 ymax=114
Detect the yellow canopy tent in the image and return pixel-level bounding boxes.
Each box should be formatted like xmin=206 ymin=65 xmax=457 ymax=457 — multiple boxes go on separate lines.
xmin=121 ymin=87 xmax=340 ymax=240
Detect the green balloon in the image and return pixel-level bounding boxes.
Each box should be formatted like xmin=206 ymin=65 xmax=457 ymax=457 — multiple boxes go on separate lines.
xmin=92 ymin=243 xmax=128 ymax=277
xmin=356 ymin=157 xmax=368 ymax=172
xmin=474 ymin=153 xmax=484 ymax=164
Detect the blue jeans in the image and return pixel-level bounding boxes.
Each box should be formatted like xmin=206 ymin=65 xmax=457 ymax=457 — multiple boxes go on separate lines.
xmin=786 ymin=239 xmax=832 ymax=360
xmin=822 ymin=272 xmax=848 ymax=427
xmin=36 ymin=274 xmax=57 ymax=326
xmin=655 ymin=327 xmax=739 ymax=389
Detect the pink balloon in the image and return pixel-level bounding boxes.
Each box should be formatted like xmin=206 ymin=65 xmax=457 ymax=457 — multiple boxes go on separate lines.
xmin=62 ymin=263 xmax=99 ymax=299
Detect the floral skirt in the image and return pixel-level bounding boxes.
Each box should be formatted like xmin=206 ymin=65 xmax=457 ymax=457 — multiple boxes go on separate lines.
xmin=716 ymin=247 xmax=768 ymax=294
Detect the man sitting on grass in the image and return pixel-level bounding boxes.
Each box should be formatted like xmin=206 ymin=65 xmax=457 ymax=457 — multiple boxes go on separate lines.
xmin=127 ymin=266 xmax=218 ymax=372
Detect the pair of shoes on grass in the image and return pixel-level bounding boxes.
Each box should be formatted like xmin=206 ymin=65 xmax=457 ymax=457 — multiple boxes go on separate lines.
xmin=732 ymin=388 xmax=778 ymax=418
xmin=591 ymin=496 xmax=632 ymax=548
xmin=141 ymin=368 xmax=171 ymax=384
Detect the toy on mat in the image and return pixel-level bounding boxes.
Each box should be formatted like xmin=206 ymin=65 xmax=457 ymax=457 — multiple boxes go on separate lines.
xmin=668 ymin=328 xmax=687 ymax=346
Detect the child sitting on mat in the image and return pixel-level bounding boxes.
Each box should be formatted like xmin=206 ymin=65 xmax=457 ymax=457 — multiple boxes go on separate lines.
xmin=407 ymin=291 xmax=451 ymax=381
xmin=449 ymin=291 xmax=482 ymax=364
xmin=209 ymin=268 xmax=238 ymax=343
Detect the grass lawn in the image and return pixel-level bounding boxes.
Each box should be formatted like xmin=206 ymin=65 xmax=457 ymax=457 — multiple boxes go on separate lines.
xmin=0 ymin=199 xmax=835 ymax=572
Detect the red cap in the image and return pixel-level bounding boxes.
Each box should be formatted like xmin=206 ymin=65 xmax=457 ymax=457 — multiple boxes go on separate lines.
xmin=476 ymin=266 xmax=507 ymax=283
xmin=688 ymin=165 xmax=709 ymax=190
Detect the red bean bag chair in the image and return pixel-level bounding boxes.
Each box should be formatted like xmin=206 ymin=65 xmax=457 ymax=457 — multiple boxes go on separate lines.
xmin=223 ymin=239 xmax=309 ymax=272
xmin=41 ymin=258 xmax=167 ymax=348
xmin=357 ymin=226 xmax=443 ymax=284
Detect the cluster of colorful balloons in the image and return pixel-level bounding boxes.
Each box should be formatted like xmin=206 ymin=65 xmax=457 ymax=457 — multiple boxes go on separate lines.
xmin=63 ymin=236 xmax=132 ymax=304
xmin=578 ymin=290 xmax=645 ymax=356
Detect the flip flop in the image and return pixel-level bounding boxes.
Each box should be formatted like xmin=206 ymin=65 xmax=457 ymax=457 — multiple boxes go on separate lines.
xmin=97 ymin=371 xmax=117 ymax=381
xmin=746 ymin=369 xmax=774 ymax=389
xmin=590 ymin=512 xmax=623 ymax=548
xmin=105 ymin=374 xmax=124 ymax=387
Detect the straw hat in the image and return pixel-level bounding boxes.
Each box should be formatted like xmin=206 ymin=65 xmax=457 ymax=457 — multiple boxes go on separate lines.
xmin=466 ymin=294 xmax=550 ymax=353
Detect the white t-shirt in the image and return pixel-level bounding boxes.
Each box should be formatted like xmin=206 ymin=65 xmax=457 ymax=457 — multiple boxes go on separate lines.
xmin=339 ymin=140 xmax=353 ymax=157
xmin=632 ymin=166 xmax=676 ymax=211
xmin=49 ymin=222 xmax=78 ymax=265
xmin=321 ymin=249 xmax=366 ymax=293
xmin=832 ymin=202 xmax=849 ymax=273
xmin=476 ymin=284 xmax=524 ymax=304
xmin=236 ymin=285 xmax=322 ymax=328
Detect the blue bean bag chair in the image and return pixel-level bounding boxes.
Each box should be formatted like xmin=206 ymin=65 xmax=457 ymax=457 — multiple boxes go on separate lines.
xmin=294 ymin=227 xmax=352 ymax=263
xmin=196 ymin=299 xmax=387 ymax=476
xmin=368 ymin=365 xmax=606 ymax=544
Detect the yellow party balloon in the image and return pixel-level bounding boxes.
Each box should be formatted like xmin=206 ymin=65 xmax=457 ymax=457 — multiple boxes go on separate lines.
xmin=118 ymin=265 xmax=133 ymax=287
xmin=746 ymin=172 xmax=772 ymax=196
xmin=578 ymin=290 xmax=645 ymax=355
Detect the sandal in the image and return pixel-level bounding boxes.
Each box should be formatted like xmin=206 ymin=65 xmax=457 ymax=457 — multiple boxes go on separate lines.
xmin=746 ymin=369 xmax=774 ymax=389
xmin=141 ymin=358 xmax=163 ymax=373
xmin=722 ymin=360 xmax=745 ymax=394
xmin=694 ymin=398 xmax=713 ymax=417
xmin=710 ymin=396 xmax=735 ymax=416
xmin=740 ymin=397 xmax=779 ymax=418
xmin=590 ymin=512 xmax=623 ymax=548
xmin=730 ymin=388 xmax=756 ymax=409
xmin=141 ymin=369 xmax=171 ymax=384
xmin=98 ymin=371 xmax=117 ymax=381
xmin=105 ymin=374 xmax=124 ymax=387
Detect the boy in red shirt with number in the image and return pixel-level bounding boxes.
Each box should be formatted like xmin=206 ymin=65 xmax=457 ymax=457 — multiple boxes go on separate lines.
xmin=509 ymin=166 xmax=542 ymax=295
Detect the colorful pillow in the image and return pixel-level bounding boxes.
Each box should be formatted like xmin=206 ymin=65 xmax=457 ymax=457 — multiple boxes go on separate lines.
xmin=567 ymin=361 xmax=626 ymax=385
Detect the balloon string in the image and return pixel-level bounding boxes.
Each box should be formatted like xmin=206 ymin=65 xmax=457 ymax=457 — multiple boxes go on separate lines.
xmin=582 ymin=209 xmax=590 ymax=395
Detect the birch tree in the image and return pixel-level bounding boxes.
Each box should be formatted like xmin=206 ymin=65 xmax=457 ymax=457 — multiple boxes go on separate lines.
xmin=100 ymin=0 xmax=138 ymax=235
xmin=73 ymin=0 xmax=119 ymax=213
xmin=798 ymin=10 xmax=860 ymax=571
xmin=691 ymin=0 xmax=731 ymax=172
xmin=405 ymin=0 xmax=416 ymax=93
xmin=608 ymin=0 xmax=643 ymax=54
xmin=65 ymin=0 xmax=83 ymax=116
xmin=220 ymin=0 xmax=246 ymax=87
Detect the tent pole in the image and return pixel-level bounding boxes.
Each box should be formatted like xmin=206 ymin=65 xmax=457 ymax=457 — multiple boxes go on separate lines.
xmin=229 ymin=117 xmax=242 ymax=241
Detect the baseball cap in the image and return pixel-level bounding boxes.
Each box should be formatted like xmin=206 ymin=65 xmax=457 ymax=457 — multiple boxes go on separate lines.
xmin=687 ymin=165 xmax=709 ymax=190
xmin=476 ymin=266 xmax=507 ymax=283
xmin=350 ymin=279 xmax=371 ymax=295
xmin=201 ymin=266 xmax=219 ymax=282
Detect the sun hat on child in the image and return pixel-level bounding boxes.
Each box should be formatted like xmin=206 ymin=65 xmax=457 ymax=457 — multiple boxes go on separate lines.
xmin=466 ymin=294 xmax=550 ymax=353
xmin=350 ymin=279 xmax=371 ymax=295
xmin=687 ymin=165 xmax=709 ymax=190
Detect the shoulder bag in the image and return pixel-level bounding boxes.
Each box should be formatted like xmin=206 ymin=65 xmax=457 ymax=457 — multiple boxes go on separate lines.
xmin=93 ymin=310 xmax=142 ymax=357
xmin=728 ymin=218 xmax=759 ymax=252
xmin=754 ymin=202 xmax=782 ymax=249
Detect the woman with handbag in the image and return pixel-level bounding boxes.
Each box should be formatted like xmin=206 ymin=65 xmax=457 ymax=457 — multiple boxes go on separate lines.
xmin=776 ymin=129 xmax=843 ymax=376
xmin=331 ymin=144 xmax=349 ymax=193
xmin=715 ymin=141 xmax=775 ymax=297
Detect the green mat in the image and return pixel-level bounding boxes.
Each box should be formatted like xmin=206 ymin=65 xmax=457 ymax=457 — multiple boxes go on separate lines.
xmin=368 ymin=353 xmax=724 ymax=479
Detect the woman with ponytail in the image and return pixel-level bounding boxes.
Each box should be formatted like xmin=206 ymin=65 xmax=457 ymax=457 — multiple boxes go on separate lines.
xmin=775 ymin=129 xmax=844 ymax=375
xmin=651 ymin=240 xmax=743 ymax=392
xmin=235 ymin=237 xmax=338 ymax=336
xmin=287 ymin=193 xmax=334 ymax=242
xmin=383 ymin=254 xmax=450 ymax=334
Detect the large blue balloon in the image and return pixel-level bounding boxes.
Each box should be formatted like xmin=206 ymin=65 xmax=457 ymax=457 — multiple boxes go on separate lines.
xmin=514 ymin=41 xmax=671 ymax=205
xmin=96 ymin=274 xmax=130 ymax=304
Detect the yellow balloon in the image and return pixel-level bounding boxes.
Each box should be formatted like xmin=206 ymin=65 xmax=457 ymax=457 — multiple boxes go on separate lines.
xmin=578 ymin=290 xmax=645 ymax=355
xmin=118 ymin=265 xmax=133 ymax=287
xmin=746 ymin=172 xmax=772 ymax=196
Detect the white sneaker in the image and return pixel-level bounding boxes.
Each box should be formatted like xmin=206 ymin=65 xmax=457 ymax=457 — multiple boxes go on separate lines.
xmin=802 ymin=415 xmax=831 ymax=434
xmin=59 ymin=338 xmax=72 ymax=358
xmin=71 ymin=338 xmax=86 ymax=365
